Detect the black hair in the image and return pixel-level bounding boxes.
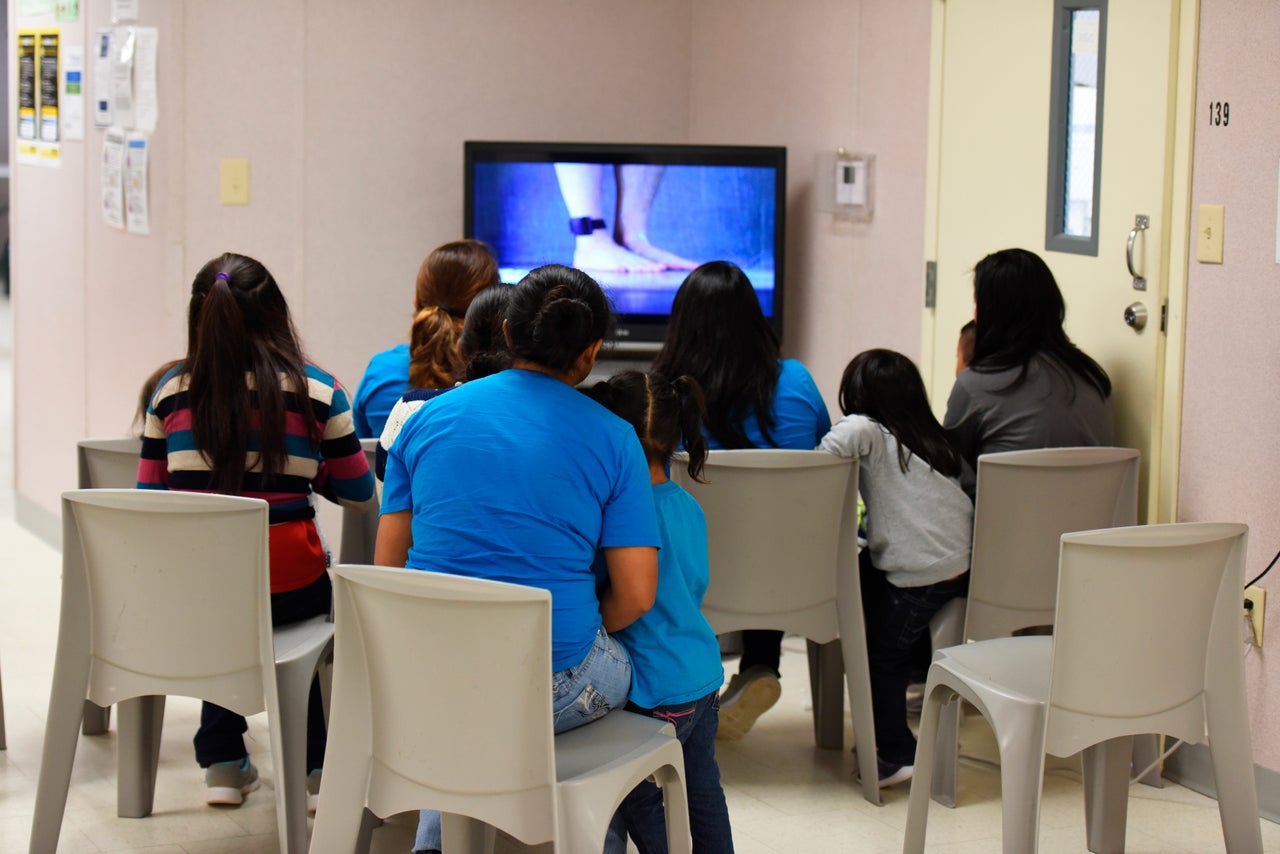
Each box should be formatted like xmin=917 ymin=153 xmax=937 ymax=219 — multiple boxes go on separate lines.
xmin=838 ymin=349 xmax=963 ymax=478
xmin=185 ymin=252 xmax=317 ymax=493
xmin=505 ymin=264 xmax=613 ymax=371
xmin=651 ymin=261 xmax=780 ymax=448
xmin=970 ymin=248 xmax=1111 ymax=398
xmin=590 ymin=371 xmax=709 ymax=482
xmin=458 ymin=283 xmax=514 ymax=381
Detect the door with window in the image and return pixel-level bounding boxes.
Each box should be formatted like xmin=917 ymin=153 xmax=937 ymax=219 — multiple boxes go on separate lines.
xmin=923 ymin=0 xmax=1191 ymax=519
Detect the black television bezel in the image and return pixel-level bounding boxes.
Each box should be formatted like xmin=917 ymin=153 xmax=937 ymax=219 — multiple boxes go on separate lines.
xmin=463 ymin=140 xmax=787 ymax=351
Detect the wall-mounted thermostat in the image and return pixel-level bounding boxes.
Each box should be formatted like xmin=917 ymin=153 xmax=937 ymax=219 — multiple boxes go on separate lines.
xmin=817 ymin=149 xmax=875 ymax=220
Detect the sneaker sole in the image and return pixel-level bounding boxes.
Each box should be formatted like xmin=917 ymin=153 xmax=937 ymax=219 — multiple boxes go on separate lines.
xmin=206 ymin=777 xmax=261 ymax=806
xmin=307 ymin=792 xmax=319 ymax=814
xmin=878 ymin=765 xmax=914 ymax=789
xmin=716 ymin=677 xmax=782 ymax=741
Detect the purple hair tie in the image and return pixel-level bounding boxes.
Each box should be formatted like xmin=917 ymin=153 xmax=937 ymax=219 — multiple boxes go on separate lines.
xmin=214 ymin=271 xmax=231 ymax=282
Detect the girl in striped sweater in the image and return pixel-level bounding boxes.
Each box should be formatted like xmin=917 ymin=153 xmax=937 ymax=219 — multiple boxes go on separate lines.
xmin=138 ymin=252 xmax=376 ymax=809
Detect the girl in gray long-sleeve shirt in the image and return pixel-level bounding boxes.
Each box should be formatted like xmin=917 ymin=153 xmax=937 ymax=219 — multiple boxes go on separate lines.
xmin=818 ymin=349 xmax=972 ymax=788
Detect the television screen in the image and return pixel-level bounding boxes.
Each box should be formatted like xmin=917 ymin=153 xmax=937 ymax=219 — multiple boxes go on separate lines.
xmin=464 ymin=141 xmax=786 ymax=347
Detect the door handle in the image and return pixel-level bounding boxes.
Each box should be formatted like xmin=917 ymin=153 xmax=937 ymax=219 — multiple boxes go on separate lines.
xmin=1126 ymin=214 xmax=1149 ymax=291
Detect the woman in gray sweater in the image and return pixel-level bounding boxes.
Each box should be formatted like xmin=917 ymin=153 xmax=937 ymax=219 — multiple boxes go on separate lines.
xmin=943 ymin=248 xmax=1113 ymax=491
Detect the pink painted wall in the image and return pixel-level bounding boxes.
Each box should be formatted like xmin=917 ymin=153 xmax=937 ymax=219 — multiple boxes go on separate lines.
xmin=11 ymin=0 xmax=930 ymax=525
xmin=690 ymin=0 xmax=932 ymax=408
xmin=1179 ymin=0 xmax=1280 ymax=770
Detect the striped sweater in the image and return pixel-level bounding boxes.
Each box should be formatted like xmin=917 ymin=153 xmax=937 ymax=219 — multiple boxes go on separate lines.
xmin=138 ymin=362 xmax=377 ymax=589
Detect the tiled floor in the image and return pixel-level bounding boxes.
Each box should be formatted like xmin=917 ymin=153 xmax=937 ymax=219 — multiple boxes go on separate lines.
xmin=1 ymin=294 xmax=1276 ymax=852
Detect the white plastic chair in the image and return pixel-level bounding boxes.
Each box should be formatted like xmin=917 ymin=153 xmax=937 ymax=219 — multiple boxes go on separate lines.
xmin=928 ymin=446 xmax=1141 ymax=806
xmin=671 ymin=449 xmax=881 ymax=805
xmin=31 ymin=489 xmax=334 ymax=854
xmin=338 ymin=438 xmax=380 ymax=564
xmin=309 ymin=563 xmax=691 ymax=854
xmin=75 ymin=436 xmax=145 ymax=736
xmin=905 ymin=522 xmax=1262 ymax=854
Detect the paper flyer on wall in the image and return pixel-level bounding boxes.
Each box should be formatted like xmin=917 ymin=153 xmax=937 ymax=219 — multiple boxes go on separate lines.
xmin=102 ymin=129 xmax=125 ymax=230
xmin=17 ymin=32 xmax=38 ymax=160
xmin=110 ymin=0 xmax=139 ymax=23
xmin=132 ymin=27 xmax=158 ymax=132
xmin=124 ymin=132 xmax=150 ymax=235
xmin=111 ymin=26 xmax=136 ymax=129
xmin=62 ymin=44 xmax=84 ymax=140
xmin=93 ymin=29 xmax=113 ymax=126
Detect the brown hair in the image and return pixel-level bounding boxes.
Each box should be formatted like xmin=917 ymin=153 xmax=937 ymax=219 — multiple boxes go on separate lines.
xmin=408 ymin=240 xmax=499 ymax=389
xmin=590 ymin=371 xmax=710 ymax=483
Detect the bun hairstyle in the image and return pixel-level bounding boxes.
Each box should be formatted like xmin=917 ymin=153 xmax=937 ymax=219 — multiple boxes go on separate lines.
xmin=505 ymin=264 xmax=613 ymax=372
xmin=590 ymin=371 xmax=710 ymax=483
xmin=458 ymin=283 xmax=515 ymax=382
xmin=409 ymin=239 xmax=500 ymax=389
xmin=185 ymin=252 xmax=316 ymax=494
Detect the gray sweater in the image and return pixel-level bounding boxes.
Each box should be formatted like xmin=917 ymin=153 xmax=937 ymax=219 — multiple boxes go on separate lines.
xmin=944 ymin=354 xmax=1113 ymax=492
xmin=819 ymin=415 xmax=973 ymax=588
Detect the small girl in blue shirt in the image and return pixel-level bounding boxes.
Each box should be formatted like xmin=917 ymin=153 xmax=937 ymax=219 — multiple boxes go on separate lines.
xmin=591 ymin=371 xmax=734 ymax=854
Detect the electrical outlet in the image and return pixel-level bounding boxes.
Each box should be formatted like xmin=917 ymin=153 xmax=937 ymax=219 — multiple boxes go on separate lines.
xmin=1244 ymin=586 xmax=1266 ymax=647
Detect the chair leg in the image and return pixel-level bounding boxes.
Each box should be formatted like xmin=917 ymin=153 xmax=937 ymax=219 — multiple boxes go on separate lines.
xmin=930 ymin=698 xmax=962 ymax=807
xmin=1082 ymin=736 xmax=1132 ymax=854
xmin=276 ymin=658 xmax=323 ymax=854
xmin=30 ymin=651 xmax=91 ymax=853
xmin=806 ymin=639 xmax=845 ymax=750
xmin=655 ymin=762 xmax=693 ymax=854
xmin=1131 ymin=733 xmax=1163 ymax=788
xmin=117 ymin=695 xmax=166 ymax=818
xmin=0 ymin=660 xmax=7 ymax=751
xmin=82 ymin=700 xmax=112 ymax=736
xmin=904 ymin=682 xmax=951 ymax=854
xmin=992 ymin=712 xmax=1047 ymax=854
xmin=1205 ymin=712 xmax=1264 ymax=852
xmin=441 ymin=813 xmax=498 ymax=854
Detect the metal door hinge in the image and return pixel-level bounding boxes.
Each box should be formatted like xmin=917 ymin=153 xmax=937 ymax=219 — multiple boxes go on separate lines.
xmin=925 ymin=261 xmax=937 ymax=309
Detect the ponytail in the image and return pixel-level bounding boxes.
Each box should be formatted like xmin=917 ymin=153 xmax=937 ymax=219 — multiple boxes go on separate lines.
xmin=189 ymin=276 xmax=253 ymax=493
xmin=589 ymin=370 xmax=710 ymax=483
xmin=408 ymin=305 xmax=464 ymax=389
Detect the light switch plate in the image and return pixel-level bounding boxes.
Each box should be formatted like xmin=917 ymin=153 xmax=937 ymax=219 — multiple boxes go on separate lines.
xmin=1196 ymin=203 xmax=1224 ymax=264
xmin=220 ymin=158 xmax=250 ymax=206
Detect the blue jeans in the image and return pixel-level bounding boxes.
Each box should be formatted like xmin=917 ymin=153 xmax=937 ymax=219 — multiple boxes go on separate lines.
xmin=414 ymin=626 xmax=632 ymax=852
xmin=605 ymin=691 xmax=733 ymax=854
xmin=860 ymin=550 xmax=969 ymax=767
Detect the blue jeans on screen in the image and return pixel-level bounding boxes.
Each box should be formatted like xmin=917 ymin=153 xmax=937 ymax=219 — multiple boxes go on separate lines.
xmin=414 ymin=626 xmax=632 ymax=852
xmin=605 ymin=690 xmax=733 ymax=854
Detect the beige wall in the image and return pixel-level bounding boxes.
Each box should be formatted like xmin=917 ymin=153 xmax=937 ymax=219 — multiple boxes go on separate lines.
xmin=1179 ymin=0 xmax=1280 ymax=771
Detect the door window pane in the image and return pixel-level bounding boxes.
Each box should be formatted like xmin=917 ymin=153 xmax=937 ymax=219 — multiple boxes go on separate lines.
xmin=1045 ymin=2 xmax=1106 ymax=256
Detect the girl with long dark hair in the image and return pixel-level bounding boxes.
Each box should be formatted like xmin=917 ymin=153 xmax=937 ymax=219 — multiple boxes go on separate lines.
xmin=819 ymin=349 xmax=972 ymax=788
xmin=138 ymin=252 xmax=376 ymax=808
xmin=652 ymin=260 xmax=831 ymax=741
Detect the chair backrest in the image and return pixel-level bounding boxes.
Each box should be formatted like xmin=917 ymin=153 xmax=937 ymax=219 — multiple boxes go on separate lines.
xmin=338 ymin=439 xmax=380 ymax=564
xmin=77 ymin=437 xmax=143 ymax=489
xmin=329 ymin=564 xmax=557 ymax=836
xmin=671 ymin=449 xmax=859 ymax=639
xmin=1045 ymin=522 xmax=1248 ymax=756
xmin=61 ymin=489 xmax=275 ymax=714
xmin=966 ymin=447 xmax=1140 ymax=640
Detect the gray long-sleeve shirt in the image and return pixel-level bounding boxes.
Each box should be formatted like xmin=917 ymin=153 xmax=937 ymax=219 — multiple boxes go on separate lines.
xmin=819 ymin=415 xmax=973 ymax=588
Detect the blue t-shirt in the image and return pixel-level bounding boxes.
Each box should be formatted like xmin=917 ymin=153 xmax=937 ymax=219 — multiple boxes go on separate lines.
xmin=706 ymin=358 xmax=831 ymax=450
xmin=353 ymin=343 xmax=411 ymax=438
xmin=596 ymin=479 xmax=724 ymax=709
xmin=382 ymin=369 xmax=661 ymax=671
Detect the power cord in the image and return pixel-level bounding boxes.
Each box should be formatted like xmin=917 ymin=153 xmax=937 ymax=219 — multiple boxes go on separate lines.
xmin=1245 ymin=548 xmax=1280 ymax=589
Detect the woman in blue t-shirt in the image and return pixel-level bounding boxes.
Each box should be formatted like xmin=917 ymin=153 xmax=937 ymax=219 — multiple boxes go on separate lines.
xmin=651 ymin=261 xmax=831 ymax=742
xmin=378 ymin=264 xmax=661 ymax=854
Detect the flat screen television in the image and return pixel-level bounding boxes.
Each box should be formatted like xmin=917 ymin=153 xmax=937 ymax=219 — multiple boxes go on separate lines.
xmin=464 ymin=140 xmax=787 ymax=350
